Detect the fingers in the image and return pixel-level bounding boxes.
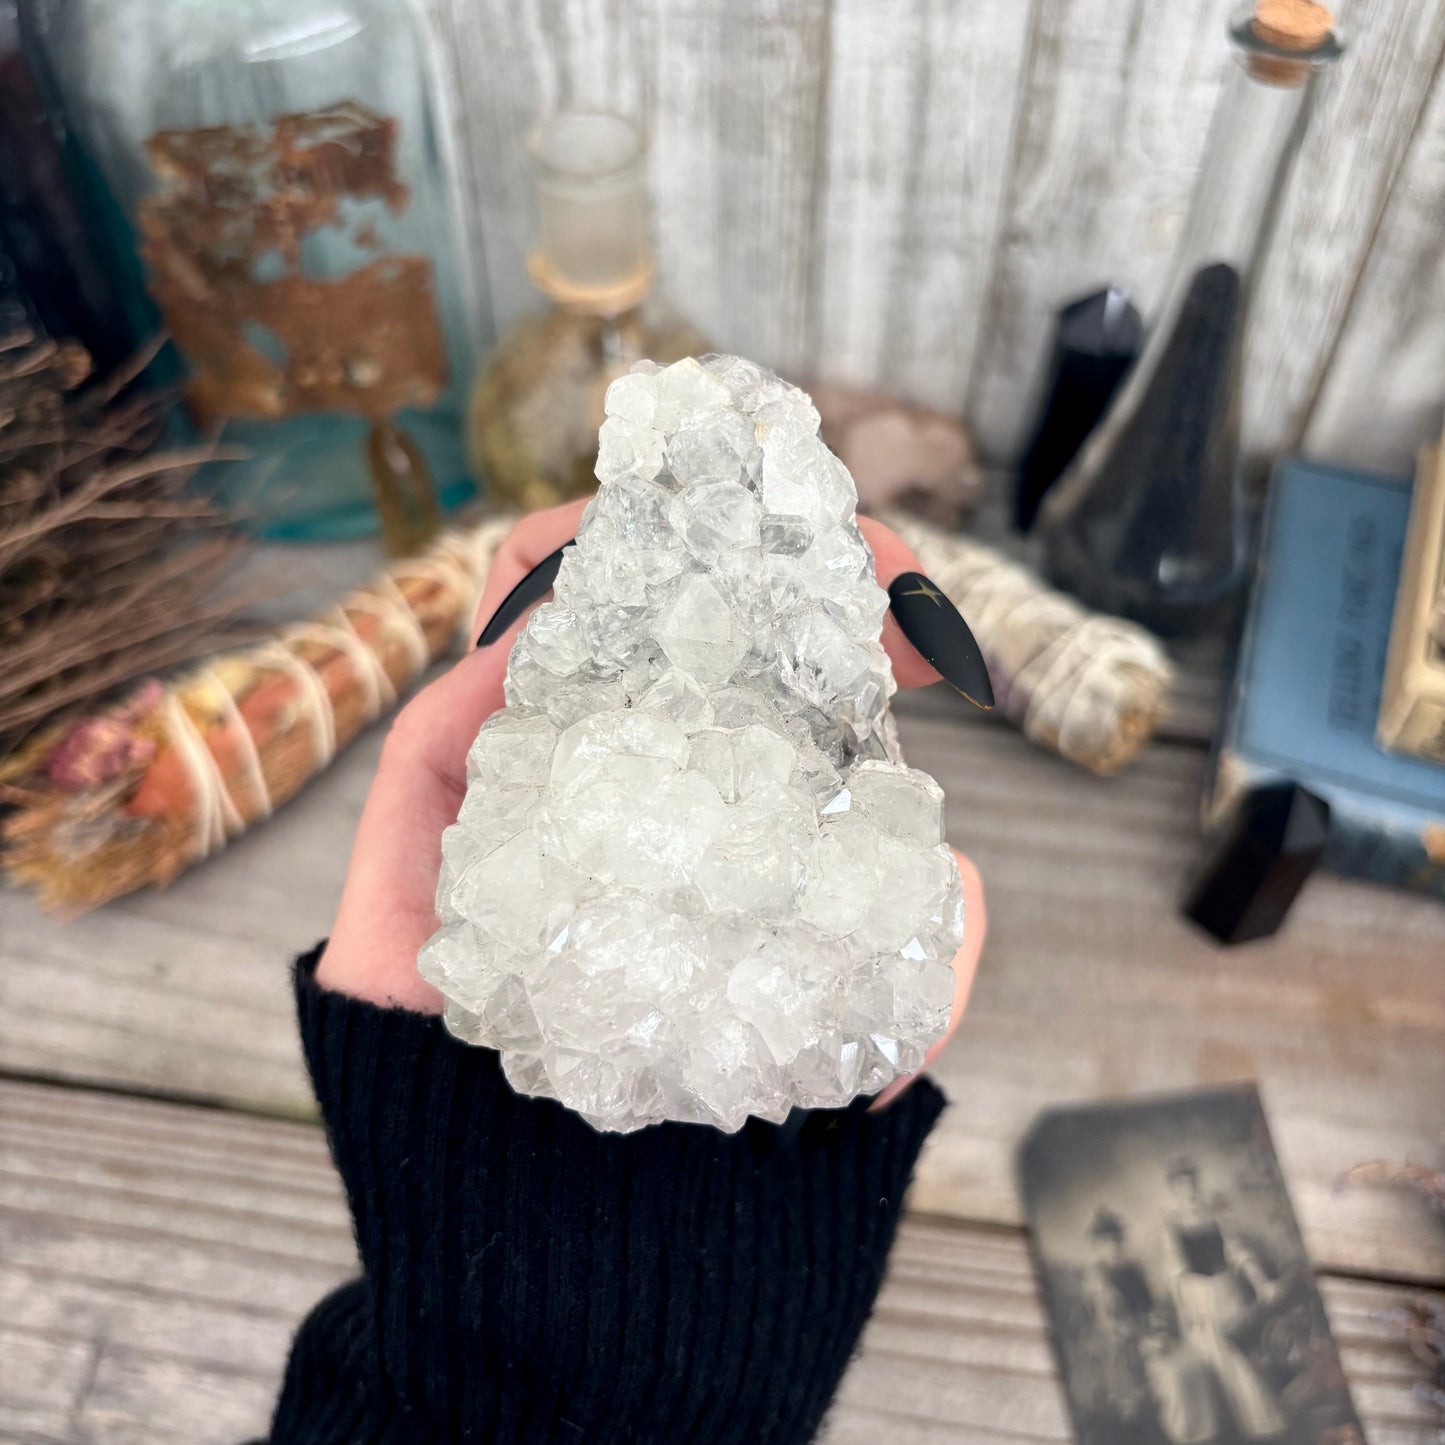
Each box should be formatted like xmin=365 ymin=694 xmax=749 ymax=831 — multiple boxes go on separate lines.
xmin=857 ymin=516 xmax=944 ymax=690
xmin=473 ymin=498 xmax=590 ymax=641
xmin=317 ymin=650 xmax=514 ymax=1011
xmin=389 ymin=645 xmax=511 ymax=795
xmin=871 ymin=847 xmax=985 ymax=1111
xmin=326 ymin=502 xmax=596 ymax=1010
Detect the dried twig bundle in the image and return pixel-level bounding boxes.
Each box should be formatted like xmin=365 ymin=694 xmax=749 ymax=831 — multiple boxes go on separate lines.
xmin=886 ymin=513 xmax=1173 ymax=775
xmin=0 ymin=329 xmax=241 ymax=754
xmin=2 ymin=518 xmax=515 ymax=913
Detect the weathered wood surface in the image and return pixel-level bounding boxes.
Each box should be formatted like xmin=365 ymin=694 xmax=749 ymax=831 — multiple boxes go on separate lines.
xmin=1304 ymin=48 xmax=1445 ymax=474
xmin=420 ymin=0 xmax=1445 ymax=469
xmin=813 ymin=0 xmax=1032 ymax=413
xmin=964 ymin=0 xmax=1240 ymax=453
xmin=4 ymin=698 xmax=1442 ymax=1281
xmin=1243 ymin=0 xmax=1445 ymax=465
xmin=2 ymin=1079 xmax=1439 ymax=1445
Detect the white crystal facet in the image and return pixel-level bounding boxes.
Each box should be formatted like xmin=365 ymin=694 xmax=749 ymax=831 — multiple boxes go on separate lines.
xmin=424 ymin=356 xmax=962 ymax=1132
xmin=655 ymin=574 xmax=750 ymax=684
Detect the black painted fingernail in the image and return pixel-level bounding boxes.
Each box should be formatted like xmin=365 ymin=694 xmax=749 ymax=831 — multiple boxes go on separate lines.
xmin=477 ymin=542 xmax=574 ymax=647
xmin=887 ymin=571 xmax=995 ymax=709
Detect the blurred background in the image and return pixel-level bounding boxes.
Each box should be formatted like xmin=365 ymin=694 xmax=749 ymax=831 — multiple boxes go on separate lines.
xmin=420 ymin=0 xmax=1439 ymax=473
xmin=2 ymin=0 xmax=1443 ymax=1441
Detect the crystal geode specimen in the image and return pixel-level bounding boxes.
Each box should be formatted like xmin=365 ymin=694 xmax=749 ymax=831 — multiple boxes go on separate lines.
xmin=421 ymin=356 xmax=962 ymax=1132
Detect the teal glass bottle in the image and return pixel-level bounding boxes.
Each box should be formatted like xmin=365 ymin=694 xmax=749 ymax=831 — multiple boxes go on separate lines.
xmin=33 ymin=0 xmax=477 ymax=545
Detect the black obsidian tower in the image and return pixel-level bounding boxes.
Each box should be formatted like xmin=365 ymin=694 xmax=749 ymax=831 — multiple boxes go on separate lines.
xmin=1014 ymin=287 xmax=1142 ymax=533
xmin=1182 ymin=781 xmax=1330 ymax=945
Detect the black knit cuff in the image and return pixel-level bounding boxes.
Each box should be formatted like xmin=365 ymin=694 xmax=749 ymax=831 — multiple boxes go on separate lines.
xmin=278 ymin=943 xmax=946 ymax=1445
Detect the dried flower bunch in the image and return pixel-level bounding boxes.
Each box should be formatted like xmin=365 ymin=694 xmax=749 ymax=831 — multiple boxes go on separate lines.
xmin=0 ymin=322 xmax=510 ymax=913
xmin=0 ymin=326 xmax=238 ymax=757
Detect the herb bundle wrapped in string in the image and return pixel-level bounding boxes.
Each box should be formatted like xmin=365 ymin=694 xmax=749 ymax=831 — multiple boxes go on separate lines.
xmin=2 ymin=513 xmax=514 ymax=914
xmin=0 ymin=318 xmax=522 ymax=913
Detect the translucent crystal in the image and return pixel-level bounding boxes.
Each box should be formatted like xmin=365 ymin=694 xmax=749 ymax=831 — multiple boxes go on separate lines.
xmin=669 ymin=480 xmax=762 ymax=557
xmin=465 ymin=713 xmax=558 ymax=788
xmin=761 ymin=421 xmax=853 ymax=525
xmin=666 ymin=409 xmax=759 ymax=487
xmin=638 ymin=669 xmax=715 ymax=733
xmin=603 ymin=370 xmax=658 ymax=427
xmin=525 ymin=605 xmax=591 ymax=676
xmin=848 ymin=760 xmax=946 ymax=845
xmin=550 ymin=709 xmax=690 ymax=791
xmin=595 ymin=415 xmax=664 ymax=486
xmin=727 ymin=945 xmax=839 ymax=1066
xmin=799 ymin=813 xmax=881 ymax=937
xmin=778 ymin=609 xmax=875 ymax=726
xmin=687 ymin=728 xmax=740 ymax=802
xmin=735 ymin=724 xmax=794 ymax=797
xmin=695 ymin=797 xmax=811 ymax=917
xmin=453 ymin=830 xmax=582 ymax=953
xmin=423 ymin=356 xmax=962 ymax=1132
xmin=650 ymin=356 xmax=732 ymax=431
xmin=655 ymin=574 xmax=749 ymax=684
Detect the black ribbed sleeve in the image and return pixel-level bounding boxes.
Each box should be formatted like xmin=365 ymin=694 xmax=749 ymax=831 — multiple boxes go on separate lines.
xmin=268 ymin=945 xmax=946 ymax=1444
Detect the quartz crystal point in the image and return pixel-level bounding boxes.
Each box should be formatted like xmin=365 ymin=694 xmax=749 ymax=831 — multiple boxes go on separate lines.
xmin=422 ymin=356 xmax=963 ymax=1132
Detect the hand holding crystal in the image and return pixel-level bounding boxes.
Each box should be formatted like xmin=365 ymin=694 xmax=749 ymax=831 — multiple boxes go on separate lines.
xmin=321 ymin=496 xmax=983 ymax=1105
xmin=324 ymin=359 xmax=987 ymax=1128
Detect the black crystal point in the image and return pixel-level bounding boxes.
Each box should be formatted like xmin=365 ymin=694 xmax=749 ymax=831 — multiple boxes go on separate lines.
xmin=1015 ymin=286 xmax=1143 ymax=532
xmin=1182 ymin=781 xmax=1330 ymax=946
xmin=1040 ymin=263 xmax=1247 ymax=635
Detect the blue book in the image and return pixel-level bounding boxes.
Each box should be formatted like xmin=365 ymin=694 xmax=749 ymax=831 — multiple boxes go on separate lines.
xmin=1204 ymin=458 xmax=1445 ymax=899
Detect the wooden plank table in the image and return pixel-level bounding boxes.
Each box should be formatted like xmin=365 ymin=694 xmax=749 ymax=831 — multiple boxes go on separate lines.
xmin=2 ymin=542 xmax=1443 ymax=1440
xmin=2 ymin=1074 xmax=1439 ymax=1445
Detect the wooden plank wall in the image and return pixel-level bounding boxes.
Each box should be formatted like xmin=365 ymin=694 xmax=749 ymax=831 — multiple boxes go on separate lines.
xmin=420 ymin=0 xmax=1445 ymax=474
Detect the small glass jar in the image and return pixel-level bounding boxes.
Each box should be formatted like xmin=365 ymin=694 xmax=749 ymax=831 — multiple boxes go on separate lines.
xmin=33 ymin=0 xmax=476 ymax=547
xmin=469 ymin=110 xmax=707 ymax=512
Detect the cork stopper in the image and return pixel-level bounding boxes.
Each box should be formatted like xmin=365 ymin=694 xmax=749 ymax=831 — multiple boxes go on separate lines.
xmin=1252 ymin=0 xmax=1334 ymax=50
xmin=1246 ymin=0 xmax=1335 ymax=85
xmin=526 ymin=252 xmax=654 ymax=315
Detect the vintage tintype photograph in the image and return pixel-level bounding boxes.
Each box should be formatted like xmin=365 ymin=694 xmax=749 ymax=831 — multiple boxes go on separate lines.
xmin=1020 ymin=1085 xmax=1364 ymax=1445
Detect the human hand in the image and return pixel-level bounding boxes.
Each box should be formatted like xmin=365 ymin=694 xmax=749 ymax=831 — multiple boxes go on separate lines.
xmin=319 ymin=497 xmax=986 ymax=1101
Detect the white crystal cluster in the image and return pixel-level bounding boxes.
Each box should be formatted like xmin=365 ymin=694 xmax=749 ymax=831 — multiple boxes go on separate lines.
xmin=421 ymin=356 xmax=962 ymax=1132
